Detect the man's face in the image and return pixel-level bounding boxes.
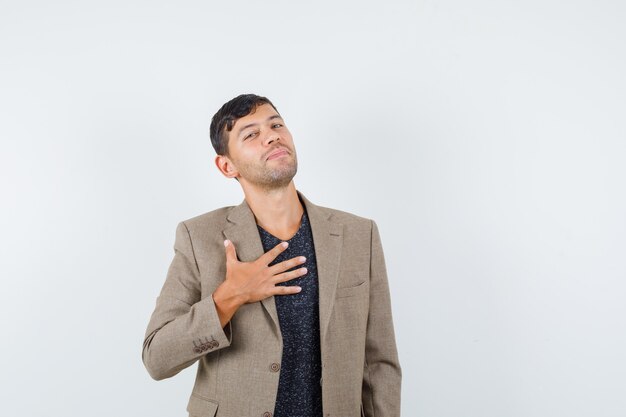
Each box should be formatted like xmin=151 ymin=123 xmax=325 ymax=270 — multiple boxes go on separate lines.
xmin=220 ymin=103 xmax=298 ymax=189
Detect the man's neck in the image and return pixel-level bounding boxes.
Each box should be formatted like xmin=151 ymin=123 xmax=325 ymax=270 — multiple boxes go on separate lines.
xmin=242 ymin=183 xmax=304 ymax=241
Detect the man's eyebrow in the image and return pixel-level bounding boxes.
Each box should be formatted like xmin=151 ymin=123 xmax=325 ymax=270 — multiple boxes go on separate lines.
xmin=237 ymin=115 xmax=283 ymax=136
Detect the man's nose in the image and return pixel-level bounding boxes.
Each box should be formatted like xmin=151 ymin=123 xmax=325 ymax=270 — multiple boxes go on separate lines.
xmin=264 ymin=131 xmax=280 ymax=146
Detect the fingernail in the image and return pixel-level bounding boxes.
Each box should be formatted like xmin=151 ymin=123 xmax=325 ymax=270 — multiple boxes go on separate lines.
xmin=224 ymin=240 xmax=229 ymax=247
xmin=295 ymin=286 xmax=302 ymax=292
xmin=282 ymin=241 xmax=288 ymax=248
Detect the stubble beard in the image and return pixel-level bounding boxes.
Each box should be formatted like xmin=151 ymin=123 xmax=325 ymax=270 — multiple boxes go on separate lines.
xmin=238 ymin=153 xmax=298 ymax=191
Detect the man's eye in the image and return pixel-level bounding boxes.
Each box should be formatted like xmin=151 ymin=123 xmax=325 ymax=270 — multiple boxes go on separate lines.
xmin=244 ymin=132 xmax=257 ymax=140
xmin=272 ymin=123 xmax=283 ymax=128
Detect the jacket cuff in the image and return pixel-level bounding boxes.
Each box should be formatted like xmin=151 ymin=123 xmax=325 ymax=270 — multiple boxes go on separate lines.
xmin=192 ymin=294 xmax=233 ymax=354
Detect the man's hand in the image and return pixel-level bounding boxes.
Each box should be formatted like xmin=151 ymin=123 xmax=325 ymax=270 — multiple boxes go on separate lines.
xmin=212 ymin=239 xmax=307 ymax=327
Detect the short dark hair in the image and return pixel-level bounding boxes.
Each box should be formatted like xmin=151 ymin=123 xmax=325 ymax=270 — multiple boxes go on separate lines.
xmin=209 ymin=93 xmax=279 ymax=157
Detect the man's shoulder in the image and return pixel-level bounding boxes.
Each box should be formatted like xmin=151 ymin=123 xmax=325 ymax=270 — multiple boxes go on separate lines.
xmin=179 ymin=205 xmax=235 ymax=232
xmin=315 ymin=203 xmax=373 ymax=227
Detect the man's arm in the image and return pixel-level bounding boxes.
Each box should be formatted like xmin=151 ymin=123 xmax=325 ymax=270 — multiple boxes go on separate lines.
xmin=362 ymin=219 xmax=402 ymax=417
xmin=142 ymin=221 xmax=306 ymax=381
xmin=142 ymin=221 xmax=232 ymax=381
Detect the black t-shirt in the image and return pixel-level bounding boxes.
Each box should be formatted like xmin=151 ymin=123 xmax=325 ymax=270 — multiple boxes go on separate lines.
xmin=257 ymin=207 xmax=323 ymax=417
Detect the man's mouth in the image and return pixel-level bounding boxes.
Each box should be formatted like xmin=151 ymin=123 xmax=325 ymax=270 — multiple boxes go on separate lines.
xmin=267 ymin=149 xmax=289 ymax=160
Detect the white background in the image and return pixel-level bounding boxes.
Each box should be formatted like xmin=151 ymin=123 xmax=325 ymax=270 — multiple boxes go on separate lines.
xmin=1 ymin=0 xmax=625 ymax=416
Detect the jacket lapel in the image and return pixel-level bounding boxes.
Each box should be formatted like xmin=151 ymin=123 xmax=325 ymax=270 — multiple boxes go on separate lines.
xmin=299 ymin=191 xmax=344 ymax=346
xmin=221 ymin=190 xmax=344 ymax=346
xmin=221 ymin=196 xmax=281 ymax=331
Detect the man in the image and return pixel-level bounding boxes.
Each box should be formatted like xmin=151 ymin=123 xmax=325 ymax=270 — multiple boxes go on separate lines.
xmin=142 ymin=94 xmax=402 ymax=417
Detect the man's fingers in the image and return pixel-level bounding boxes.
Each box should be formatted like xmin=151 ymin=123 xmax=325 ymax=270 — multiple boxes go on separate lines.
xmin=224 ymin=239 xmax=238 ymax=264
xmin=259 ymin=241 xmax=289 ymax=265
xmin=274 ymin=284 xmax=302 ymax=295
xmin=268 ymin=255 xmax=306 ymax=276
xmin=272 ymin=267 xmax=308 ymax=284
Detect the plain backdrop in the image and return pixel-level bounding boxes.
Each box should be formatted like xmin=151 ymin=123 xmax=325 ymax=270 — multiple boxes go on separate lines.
xmin=1 ymin=0 xmax=625 ymax=416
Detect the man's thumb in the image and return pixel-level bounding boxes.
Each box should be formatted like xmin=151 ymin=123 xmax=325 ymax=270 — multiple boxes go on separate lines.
xmin=224 ymin=239 xmax=237 ymax=261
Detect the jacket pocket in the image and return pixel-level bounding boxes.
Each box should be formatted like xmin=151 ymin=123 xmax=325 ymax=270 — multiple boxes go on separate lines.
xmin=187 ymin=393 xmax=218 ymax=417
xmin=335 ymin=280 xmax=367 ymax=298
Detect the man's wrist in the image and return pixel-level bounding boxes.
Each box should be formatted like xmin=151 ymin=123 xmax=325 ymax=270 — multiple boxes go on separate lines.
xmin=213 ymin=281 xmax=246 ymax=311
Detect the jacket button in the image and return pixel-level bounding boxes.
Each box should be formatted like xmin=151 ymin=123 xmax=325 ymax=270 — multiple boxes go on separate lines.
xmin=263 ymin=412 xmax=272 ymax=417
xmin=270 ymin=363 xmax=280 ymax=372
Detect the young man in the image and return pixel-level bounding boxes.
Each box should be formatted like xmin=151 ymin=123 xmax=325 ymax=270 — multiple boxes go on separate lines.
xmin=142 ymin=94 xmax=402 ymax=417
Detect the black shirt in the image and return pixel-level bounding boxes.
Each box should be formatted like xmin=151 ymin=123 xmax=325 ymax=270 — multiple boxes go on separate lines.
xmin=257 ymin=207 xmax=323 ymax=417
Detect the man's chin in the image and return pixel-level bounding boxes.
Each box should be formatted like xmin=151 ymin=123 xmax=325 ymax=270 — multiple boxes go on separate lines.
xmin=264 ymin=170 xmax=298 ymax=188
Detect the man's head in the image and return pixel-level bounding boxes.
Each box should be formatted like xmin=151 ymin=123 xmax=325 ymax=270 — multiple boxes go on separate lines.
xmin=209 ymin=94 xmax=278 ymax=158
xmin=210 ymin=94 xmax=298 ymax=190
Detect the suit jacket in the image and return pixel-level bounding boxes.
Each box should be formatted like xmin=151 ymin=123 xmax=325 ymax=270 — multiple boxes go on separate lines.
xmin=142 ymin=190 xmax=402 ymax=417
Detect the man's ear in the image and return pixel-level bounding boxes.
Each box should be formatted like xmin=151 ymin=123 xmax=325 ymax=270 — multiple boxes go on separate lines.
xmin=215 ymin=154 xmax=239 ymax=180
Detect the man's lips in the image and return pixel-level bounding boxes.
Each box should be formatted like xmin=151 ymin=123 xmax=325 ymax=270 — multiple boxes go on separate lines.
xmin=267 ymin=149 xmax=289 ymax=160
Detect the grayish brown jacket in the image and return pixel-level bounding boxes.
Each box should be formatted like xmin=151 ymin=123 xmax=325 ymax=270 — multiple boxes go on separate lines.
xmin=142 ymin=190 xmax=402 ymax=417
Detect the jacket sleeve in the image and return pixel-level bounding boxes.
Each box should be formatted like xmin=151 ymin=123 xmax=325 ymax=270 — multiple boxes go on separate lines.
xmin=142 ymin=221 xmax=232 ymax=381
xmin=362 ymin=219 xmax=402 ymax=417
